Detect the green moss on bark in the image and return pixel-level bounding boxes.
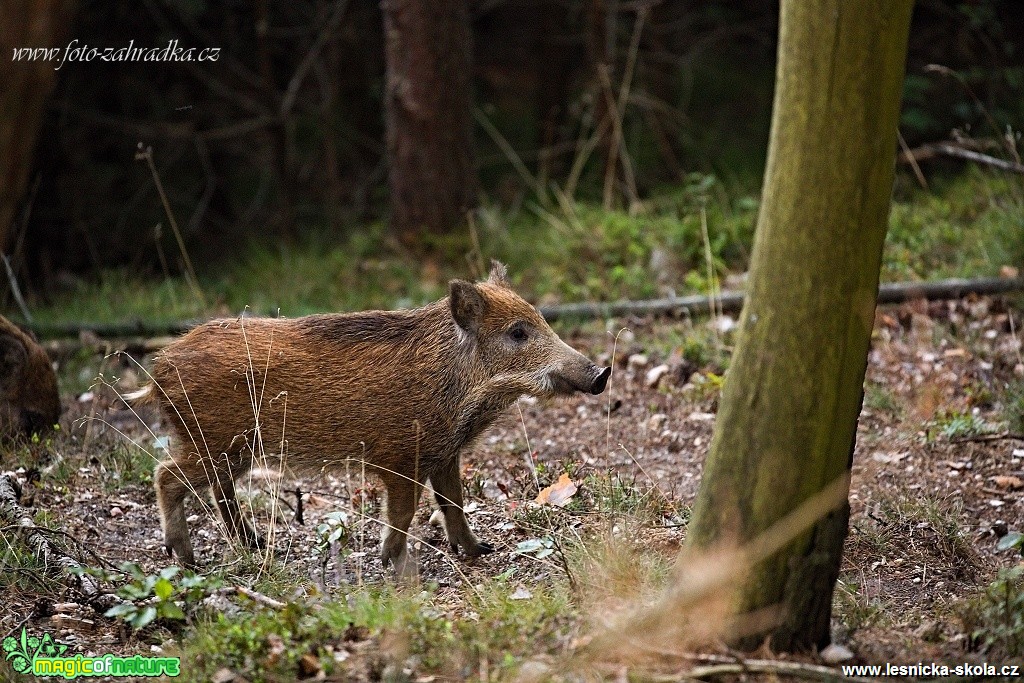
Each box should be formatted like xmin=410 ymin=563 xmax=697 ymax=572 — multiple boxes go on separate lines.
xmin=686 ymin=0 xmax=915 ymax=652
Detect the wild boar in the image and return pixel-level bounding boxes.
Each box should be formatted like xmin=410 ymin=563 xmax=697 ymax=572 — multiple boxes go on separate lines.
xmin=0 ymin=315 xmax=61 ymax=439
xmin=144 ymin=263 xmax=609 ymax=577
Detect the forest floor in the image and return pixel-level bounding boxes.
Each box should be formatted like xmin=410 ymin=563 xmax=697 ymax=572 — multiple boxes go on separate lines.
xmin=3 ymin=293 xmax=1024 ymax=681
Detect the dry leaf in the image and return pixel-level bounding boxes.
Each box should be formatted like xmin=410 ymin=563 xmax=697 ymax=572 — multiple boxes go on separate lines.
xmin=992 ymin=475 xmax=1024 ymax=490
xmin=535 ymin=473 xmax=577 ymax=507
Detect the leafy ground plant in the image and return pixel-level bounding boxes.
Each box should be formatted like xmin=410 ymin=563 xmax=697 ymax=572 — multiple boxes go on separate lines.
xmin=962 ymin=566 xmax=1024 ymax=658
xmin=88 ymin=563 xmax=215 ymax=630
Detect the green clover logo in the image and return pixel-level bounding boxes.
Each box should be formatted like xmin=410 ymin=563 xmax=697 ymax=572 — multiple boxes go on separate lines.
xmin=3 ymin=628 xmax=35 ymax=674
xmin=3 ymin=628 xmax=70 ymax=674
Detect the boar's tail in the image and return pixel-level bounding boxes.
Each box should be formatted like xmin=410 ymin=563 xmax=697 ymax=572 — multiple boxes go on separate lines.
xmin=120 ymin=385 xmax=154 ymax=405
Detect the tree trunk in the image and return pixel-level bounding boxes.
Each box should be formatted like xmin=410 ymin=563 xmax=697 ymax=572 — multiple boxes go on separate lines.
xmin=685 ymin=0 xmax=914 ymax=652
xmin=383 ymin=0 xmax=476 ymax=252
xmin=0 ymin=0 xmax=76 ymax=254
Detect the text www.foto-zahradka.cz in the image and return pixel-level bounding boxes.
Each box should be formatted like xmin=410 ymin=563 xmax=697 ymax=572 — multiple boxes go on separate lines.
xmin=11 ymin=40 xmax=219 ymax=71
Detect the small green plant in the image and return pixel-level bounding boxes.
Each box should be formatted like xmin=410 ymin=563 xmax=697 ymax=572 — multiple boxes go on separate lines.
xmin=997 ymin=531 xmax=1024 ymax=556
xmin=964 ymin=566 xmax=1024 ymax=657
xmin=515 ymin=537 xmax=556 ymax=560
xmin=316 ymin=510 xmax=351 ymax=551
xmin=99 ymin=564 xmax=213 ymax=630
xmin=684 ymin=370 xmax=725 ymax=404
xmin=926 ymin=408 xmax=992 ymax=441
xmin=97 ymin=443 xmax=155 ymax=490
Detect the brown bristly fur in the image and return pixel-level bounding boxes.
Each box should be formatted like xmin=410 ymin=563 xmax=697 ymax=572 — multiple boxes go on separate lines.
xmin=148 ymin=263 xmax=609 ymax=578
xmin=0 ymin=315 xmax=61 ymax=440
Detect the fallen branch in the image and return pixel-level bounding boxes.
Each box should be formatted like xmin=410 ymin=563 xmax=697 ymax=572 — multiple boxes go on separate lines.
xmin=0 ymin=474 xmax=100 ymax=597
xmin=900 ymin=142 xmax=1024 ymax=175
xmin=19 ymin=275 xmax=1024 ymax=339
xmin=539 ymin=276 xmax=1024 ymax=322
xmin=950 ymin=431 xmax=1024 ymax=444
xmin=215 ymin=586 xmax=287 ymax=610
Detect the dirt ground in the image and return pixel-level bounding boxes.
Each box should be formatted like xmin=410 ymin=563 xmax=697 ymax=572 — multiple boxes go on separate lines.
xmin=3 ymin=295 xmax=1024 ymax=676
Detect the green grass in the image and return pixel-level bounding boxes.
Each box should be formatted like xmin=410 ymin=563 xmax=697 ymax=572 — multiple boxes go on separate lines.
xmin=1002 ymin=379 xmax=1024 ymax=435
xmin=20 ymin=168 xmax=1024 ymax=331
xmin=863 ymin=381 xmax=902 ymax=418
xmin=176 ymin=580 xmax=574 ymax=682
xmin=833 ymin=577 xmax=888 ymax=633
xmin=885 ymin=168 xmax=1024 ymax=281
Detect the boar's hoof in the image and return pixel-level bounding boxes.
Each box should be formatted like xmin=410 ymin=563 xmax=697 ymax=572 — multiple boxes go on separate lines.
xmin=167 ymin=544 xmax=198 ymax=569
xmin=465 ymin=541 xmax=495 ymax=557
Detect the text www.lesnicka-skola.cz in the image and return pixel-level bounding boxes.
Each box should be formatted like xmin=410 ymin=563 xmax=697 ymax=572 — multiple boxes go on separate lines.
xmin=842 ymin=662 xmax=1020 ymax=678
xmin=11 ymin=40 xmax=219 ymax=71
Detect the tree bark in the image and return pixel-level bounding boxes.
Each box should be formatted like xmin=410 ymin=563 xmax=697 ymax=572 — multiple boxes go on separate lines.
xmin=382 ymin=0 xmax=476 ymax=251
xmin=0 ymin=0 xmax=76 ymax=254
xmin=685 ymin=0 xmax=915 ymax=652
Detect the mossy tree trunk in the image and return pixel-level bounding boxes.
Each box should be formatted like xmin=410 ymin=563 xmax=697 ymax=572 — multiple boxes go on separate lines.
xmin=0 ymin=0 xmax=76 ymax=253
xmin=685 ymin=0 xmax=915 ymax=652
xmin=383 ymin=0 xmax=476 ymax=252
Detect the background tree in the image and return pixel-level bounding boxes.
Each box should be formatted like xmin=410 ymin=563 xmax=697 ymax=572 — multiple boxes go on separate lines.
xmin=0 ymin=0 xmax=76 ymax=254
xmin=382 ymin=0 xmax=476 ymax=252
xmin=685 ymin=0 xmax=915 ymax=651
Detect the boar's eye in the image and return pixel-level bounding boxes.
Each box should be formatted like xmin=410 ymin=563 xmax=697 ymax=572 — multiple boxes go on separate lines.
xmin=507 ymin=323 xmax=529 ymax=343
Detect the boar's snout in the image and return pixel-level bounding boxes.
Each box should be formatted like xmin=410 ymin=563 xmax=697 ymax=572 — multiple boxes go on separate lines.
xmin=590 ymin=366 xmax=611 ymax=395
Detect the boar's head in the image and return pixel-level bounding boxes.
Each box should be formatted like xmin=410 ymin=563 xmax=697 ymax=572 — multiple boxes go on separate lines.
xmin=449 ymin=263 xmax=610 ymax=398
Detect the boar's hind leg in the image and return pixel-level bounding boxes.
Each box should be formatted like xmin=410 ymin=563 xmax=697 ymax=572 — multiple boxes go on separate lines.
xmin=211 ymin=471 xmax=263 ymax=550
xmin=431 ymin=459 xmax=494 ymax=557
xmin=154 ymin=458 xmax=198 ymax=566
xmin=380 ymin=475 xmax=422 ymax=580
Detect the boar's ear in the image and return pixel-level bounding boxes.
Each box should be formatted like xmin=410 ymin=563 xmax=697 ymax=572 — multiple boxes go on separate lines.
xmin=487 ymin=260 xmax=509 ymax=287
xmin=0 ymin=332 xmax=27 ymax=389
xmin=449 ymin=279 xmax=486 ymax=335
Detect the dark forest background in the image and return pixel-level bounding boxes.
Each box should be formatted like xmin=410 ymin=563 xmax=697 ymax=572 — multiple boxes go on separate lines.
xmin=5 ymin=0 xmax=1024 ymax=300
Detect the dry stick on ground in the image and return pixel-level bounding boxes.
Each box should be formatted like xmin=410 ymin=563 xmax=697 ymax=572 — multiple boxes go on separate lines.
xmin=214 ymin=586 xmax=287 ymax=610
xmin=950 ymin=432 xmax=1024 ymax=444
xmin=541 ymin=276 xmax=1024 ymax=322
xmin=0 ymin=474 xmax=101 ymax=598
xmin=899 ymin=142 xmax=1024 ymax=175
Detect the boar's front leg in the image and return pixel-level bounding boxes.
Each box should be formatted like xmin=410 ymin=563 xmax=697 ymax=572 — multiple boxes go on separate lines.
xmin=380 ymin=474 xmax=421 ymax=580
xmin=431 ymin=457 xmax=493 ymax=557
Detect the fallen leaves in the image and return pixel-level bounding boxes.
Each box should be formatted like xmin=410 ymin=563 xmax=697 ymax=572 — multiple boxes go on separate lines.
xmin=534 ymin=473 xmax=577 ymax=507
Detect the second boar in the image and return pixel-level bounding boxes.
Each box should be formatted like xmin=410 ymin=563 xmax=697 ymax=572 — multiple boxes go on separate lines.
xmin=0 ymin=315 xmax=61 ymax=440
